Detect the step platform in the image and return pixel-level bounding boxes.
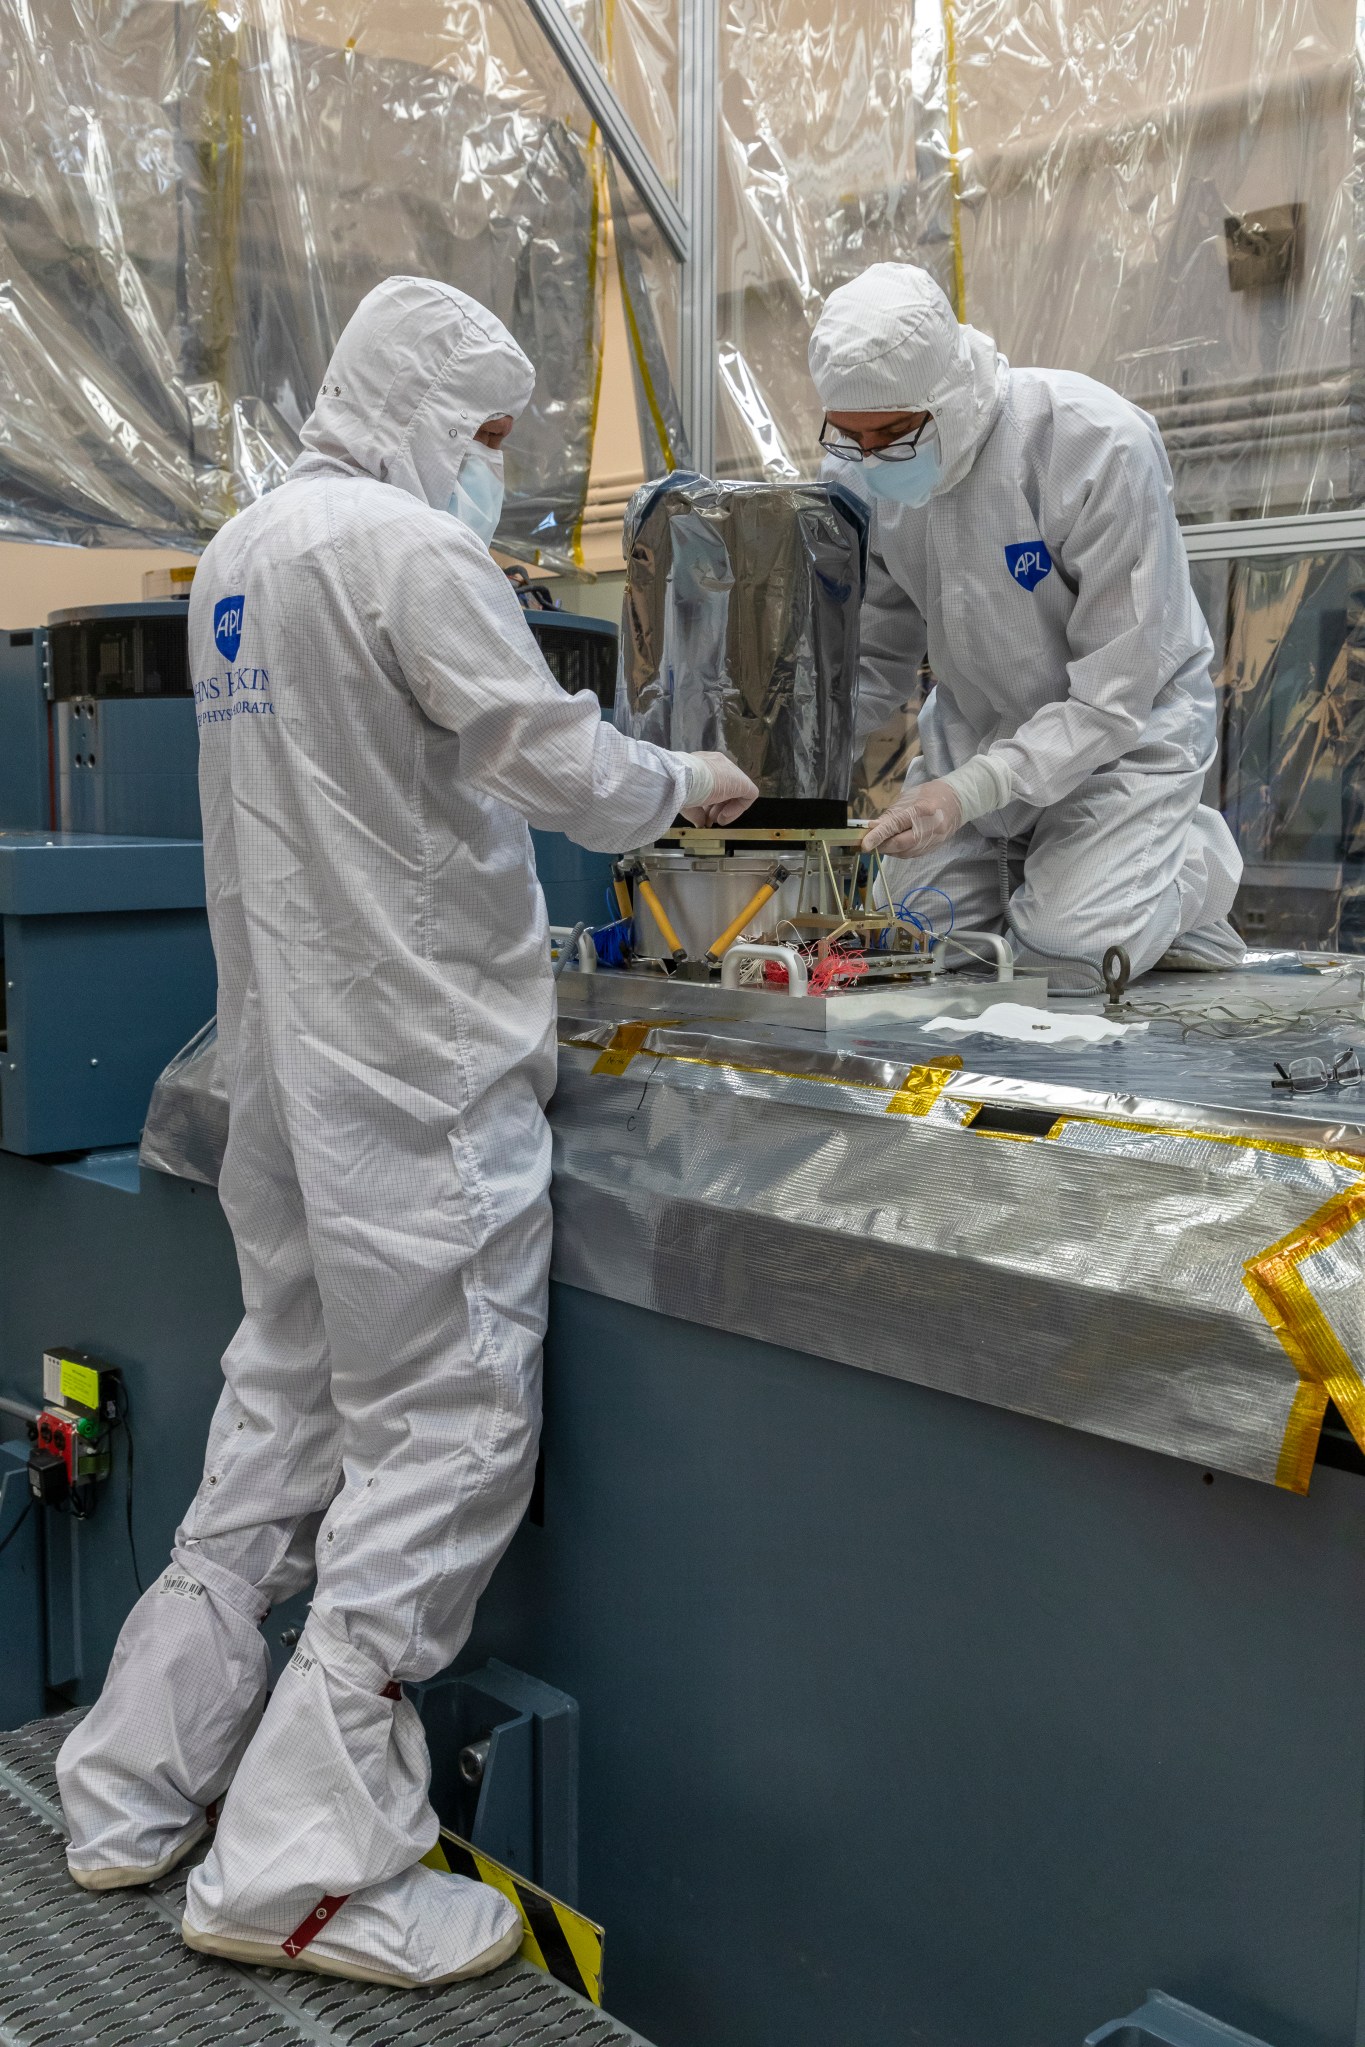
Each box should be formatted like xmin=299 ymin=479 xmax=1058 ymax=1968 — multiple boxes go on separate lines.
xmin=0 ymin=1712 xmax=650 ymax=2047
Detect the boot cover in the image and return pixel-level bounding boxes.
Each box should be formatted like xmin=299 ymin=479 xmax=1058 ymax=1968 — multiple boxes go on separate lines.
xmin=58 ymin=1555 xmax=269 ymax=1889
xmin=183 ymin=1611 xmax=518 ymax=1983
xmin=182 ymin=1859 xmax=522 ymax=1987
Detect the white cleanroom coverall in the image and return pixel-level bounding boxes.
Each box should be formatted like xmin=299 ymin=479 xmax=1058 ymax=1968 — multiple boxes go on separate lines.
xmin=810 ymin=264 xmax=1243 ymax=986
xmin=58 ymin=275 xmax=715 ymax=1985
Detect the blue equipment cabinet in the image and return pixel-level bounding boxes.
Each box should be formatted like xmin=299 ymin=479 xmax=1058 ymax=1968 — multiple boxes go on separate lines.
xmin=0 ymin=831 xmax=216 ymax=1155
xmin=47 ymin=602 xmax=199 ymax=840
xmin=0 ymin=600 xmax=213 ymax=1157
xmin=0 ymin=627 xmax=50 ymax=829
xmin=524 ymin=610 xmax=621 ymax=929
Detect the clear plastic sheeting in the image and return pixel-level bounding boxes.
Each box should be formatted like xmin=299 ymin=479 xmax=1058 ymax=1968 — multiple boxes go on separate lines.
xmin=549 ymin=1010 xmax=1365 ymax=1493
xmin=601 ymin=0 xmax=931 ymax=482
xmin=139 ymin=1020 xmax=225 ymax=1189
xmin=0 ymin=0 xmax=605 ymax=562
xmin=950 ymin=0 xmax=1357 ymax=522
xmin=1191 ymin=551 xmax=1365 ymax=952
xmin=599 ymin=0 xmax=1357 ymax=525
xmin=618 ymin=474 xmax=864 ymax=801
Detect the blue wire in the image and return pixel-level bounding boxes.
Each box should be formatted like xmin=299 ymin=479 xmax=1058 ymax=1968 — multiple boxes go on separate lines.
xmin=894 ymin=885 xmax=956 ymax=940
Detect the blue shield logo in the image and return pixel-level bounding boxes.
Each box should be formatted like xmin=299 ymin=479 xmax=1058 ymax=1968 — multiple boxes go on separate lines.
xmin=1005 ymin=542 xmax=1052 ymax=592
xmin=214 ymin=595 xmax=245 ymax=663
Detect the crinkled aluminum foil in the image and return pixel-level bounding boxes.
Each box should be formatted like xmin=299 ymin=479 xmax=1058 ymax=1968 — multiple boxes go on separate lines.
xmin=618 ymin=473 xmax=863 ymax=802
xmin=142 ymin=1001 xmax=1365 ymax=1491
xmin=548 ymin=1015 xmax=1365 ymax=1492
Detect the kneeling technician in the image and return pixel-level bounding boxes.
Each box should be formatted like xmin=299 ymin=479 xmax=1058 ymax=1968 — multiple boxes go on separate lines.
xmin=809 ymin=262 xmax=1243 ymax=987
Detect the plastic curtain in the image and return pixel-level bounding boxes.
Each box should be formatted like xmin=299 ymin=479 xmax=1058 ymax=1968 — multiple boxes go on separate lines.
xmin=0 ymin=0 xmax=606 ymax=562
xmin=601 ymin=0 xmax=1361 ymax=816
xmin=1192 ymin=552 xmax=1365 ymax=952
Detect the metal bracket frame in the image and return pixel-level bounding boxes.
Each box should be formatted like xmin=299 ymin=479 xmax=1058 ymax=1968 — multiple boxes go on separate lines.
xmin=1181 ymin=505 xmax=1365 ymax=562
xmin=520 ymin=0 xmax=717 ymax=473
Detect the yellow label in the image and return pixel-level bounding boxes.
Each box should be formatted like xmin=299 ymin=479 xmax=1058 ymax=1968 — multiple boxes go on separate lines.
xmin=60 ymin=1359 xmax=101 ymax=1411
xmin=591 ymin=1020 xmax=655 ymax=1078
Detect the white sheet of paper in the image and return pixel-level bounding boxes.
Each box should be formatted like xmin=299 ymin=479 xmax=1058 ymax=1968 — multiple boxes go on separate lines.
xmin=921 ymin=1003 xmax=1148 ymax=1046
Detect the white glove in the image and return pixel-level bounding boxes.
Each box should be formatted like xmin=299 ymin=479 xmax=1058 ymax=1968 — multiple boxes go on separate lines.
xmin=861 ymin=777 xmax=963 ymax=857
xmin=680 ymin=751 xmax=760 ymax=828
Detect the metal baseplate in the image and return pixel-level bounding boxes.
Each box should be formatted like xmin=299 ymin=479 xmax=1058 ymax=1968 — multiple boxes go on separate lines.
xmin=0 ymin=1712 xmax=652 ymax=2047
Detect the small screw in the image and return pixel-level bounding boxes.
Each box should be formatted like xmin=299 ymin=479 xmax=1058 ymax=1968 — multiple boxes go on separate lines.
xmin=279 ymin=1627 xmax=300 ymax=1648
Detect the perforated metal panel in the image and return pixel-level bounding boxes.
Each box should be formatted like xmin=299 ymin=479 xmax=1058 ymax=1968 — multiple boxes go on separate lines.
xmin=0 ymin=1714 xmax=649 ymax=2047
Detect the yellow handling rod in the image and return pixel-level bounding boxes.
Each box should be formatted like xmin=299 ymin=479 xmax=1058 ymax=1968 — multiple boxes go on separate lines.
xmin=611 ymin=861 xmax=635 ymax=923
xmin=628 ymin=863 xmax=687 ymax=964
xmin=705 ymin=863 xmax=790 ymax=965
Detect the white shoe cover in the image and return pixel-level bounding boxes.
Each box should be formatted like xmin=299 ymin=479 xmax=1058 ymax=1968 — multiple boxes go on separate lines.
xmin=58 ymin=1555 xmax=269 ymax=1887
xmin=182 ymin=1859 xmax=522 ymax=1986
xmin=184 ymin=1608 xmax=491 ymax=1981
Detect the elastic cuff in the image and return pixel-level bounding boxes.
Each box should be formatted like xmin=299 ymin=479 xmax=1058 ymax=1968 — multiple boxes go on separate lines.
xmin=942 ymin=752 xmax=1013 ymax=824
xmin=678 ymin=754 xmax=716 ymax=807
xmin=302 ymin=1603 xmax=397 ymax=1692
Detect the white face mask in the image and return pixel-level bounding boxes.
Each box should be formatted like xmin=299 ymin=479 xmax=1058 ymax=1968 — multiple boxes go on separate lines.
xmin=446 ymin=444 xmax=505 ymax=544
xmin=863 ymin=422 xmax=942 ymax=508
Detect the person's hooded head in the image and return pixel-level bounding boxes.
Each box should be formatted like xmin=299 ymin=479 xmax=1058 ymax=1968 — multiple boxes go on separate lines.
xmin=293 ymin=275 xmax=536 ymax=541
xmin=808 ymin=264 xmax=1008 ymax=501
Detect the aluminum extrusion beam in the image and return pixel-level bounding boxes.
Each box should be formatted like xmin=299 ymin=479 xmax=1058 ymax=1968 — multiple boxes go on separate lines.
xmin=678 ymin=0 xmax=718 ymax=474
xmin=1181 ymin=506 xmax=1365 ymax=560
xmin=519 ymin=0 xmax=689 ymax=264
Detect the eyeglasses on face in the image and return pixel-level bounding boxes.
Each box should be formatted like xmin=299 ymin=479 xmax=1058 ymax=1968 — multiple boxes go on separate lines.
xmin=819 ymin=415 xmax=930 ymax=463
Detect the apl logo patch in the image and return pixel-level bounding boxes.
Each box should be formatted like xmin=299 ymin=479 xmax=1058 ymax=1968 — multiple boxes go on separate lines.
xmin=1005 ymin=542 xmax=1052 ymax=592
xmin=214 ymin=594 xmax=245 ymax=663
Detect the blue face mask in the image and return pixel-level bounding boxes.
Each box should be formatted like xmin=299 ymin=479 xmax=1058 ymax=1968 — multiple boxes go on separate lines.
xmin=863 ymin=424 xmax=941 ymax=508
xmin=446 ymin=446 xmax=505 ymax=544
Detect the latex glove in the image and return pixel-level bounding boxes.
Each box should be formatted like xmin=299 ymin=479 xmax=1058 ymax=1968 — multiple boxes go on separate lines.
xmin=861 ymin=777 xmax=963 ymax=858
xmin=680 ymin=751 xmax=760 ymax=828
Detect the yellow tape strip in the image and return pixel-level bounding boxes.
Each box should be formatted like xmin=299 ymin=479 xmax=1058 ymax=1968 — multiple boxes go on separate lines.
xmin=885 ymin=1055 xmax=963 ymax=1117
xmin=1046 ymin=1113 xmax=1365 ymax=1177
xmin=572 ymin=121 xmax=611 ymax=569
xmin=567 ymin=1032 xmax=1365 ymax=1168
xmin=1244 ymin=1181 xmax=1365 ymax=1487
xmin=942 ymin=0 xmax=967 ymax=320
xmin=590 ymin=1020 xmax=657 ymax=1076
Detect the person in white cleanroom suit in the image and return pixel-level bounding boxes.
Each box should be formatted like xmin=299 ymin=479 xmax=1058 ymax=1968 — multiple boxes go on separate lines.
xmin=55 ymin=276 xmax=756 ymax=1987
xmin=809 ymin=263 xmax=1243 ymax=987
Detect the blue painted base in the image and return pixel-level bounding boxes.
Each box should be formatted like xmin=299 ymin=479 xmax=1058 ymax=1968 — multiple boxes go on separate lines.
xmin=1 ymin=1150 xmax=1363 ymax=2047
xmin=530 ymin=828 xmax=615 ymax=933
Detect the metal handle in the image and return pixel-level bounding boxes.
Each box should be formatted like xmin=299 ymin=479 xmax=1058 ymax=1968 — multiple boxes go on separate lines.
xmin=719 ymin=943 xmax=809 ymax=995
xmin=932 ymin=929 xmax=1014 ymax=982
xmin=549 ymin=924 xmax=598 ymax=977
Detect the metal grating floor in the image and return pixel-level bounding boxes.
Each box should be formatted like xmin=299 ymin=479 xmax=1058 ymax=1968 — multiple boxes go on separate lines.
xmin=0 ymin=1713 xmax=650 ymax=2047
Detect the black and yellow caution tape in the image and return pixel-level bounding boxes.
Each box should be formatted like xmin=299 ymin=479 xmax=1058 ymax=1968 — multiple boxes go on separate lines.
xmin=421 ymin=1833 xmax=605 ymax=2006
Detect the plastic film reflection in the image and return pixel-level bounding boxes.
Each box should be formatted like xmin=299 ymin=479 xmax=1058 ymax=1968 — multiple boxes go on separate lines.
xmin=0 ymin=0 xmax=605 ymax=561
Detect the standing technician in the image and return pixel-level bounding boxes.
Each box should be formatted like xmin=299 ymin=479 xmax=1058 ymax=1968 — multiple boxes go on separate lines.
xmin=57 ymin=275 xmax=755 ymax=1987
xmin=809 ymin=263 xmax=1242 ymax=986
